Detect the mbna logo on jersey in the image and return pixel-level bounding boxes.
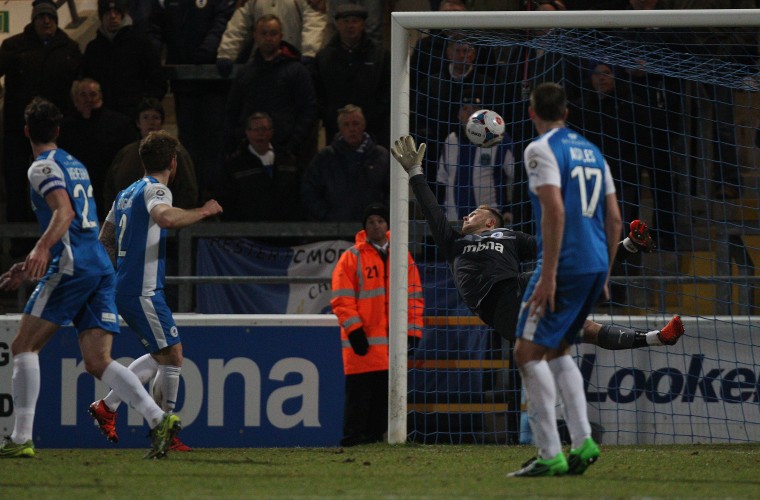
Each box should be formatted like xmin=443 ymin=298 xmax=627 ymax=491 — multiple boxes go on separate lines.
xmin=170 ymin=326 xmax=179 ymax=338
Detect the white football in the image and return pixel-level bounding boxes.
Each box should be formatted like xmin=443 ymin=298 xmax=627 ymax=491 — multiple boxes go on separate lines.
xmin=465 ymin=109 xmax=505 ymax=148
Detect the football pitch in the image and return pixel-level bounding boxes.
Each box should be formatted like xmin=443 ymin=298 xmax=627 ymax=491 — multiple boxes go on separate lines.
xmin=3 ymin=443 xmax=759 ymax=498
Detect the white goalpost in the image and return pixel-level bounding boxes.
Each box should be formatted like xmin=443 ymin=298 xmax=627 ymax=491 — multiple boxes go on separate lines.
xmin=388 ymin=9 xmax=760 ymax=445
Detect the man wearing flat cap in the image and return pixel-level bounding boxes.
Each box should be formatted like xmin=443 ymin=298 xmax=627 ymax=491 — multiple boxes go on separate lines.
xmin=328 ymin=1 xmax=384 ymax=47
xmin=0 ymin=0 xmax=82 ymax=225
xmin=312 ymin=2 xmax=390 ymax=147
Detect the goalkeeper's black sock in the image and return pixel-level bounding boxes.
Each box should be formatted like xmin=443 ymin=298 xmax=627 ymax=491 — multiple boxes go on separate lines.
xmin=596 ymin=324 xmax=636 ymax=350
xmin=596 ymin=324 xmax=665 ymax=349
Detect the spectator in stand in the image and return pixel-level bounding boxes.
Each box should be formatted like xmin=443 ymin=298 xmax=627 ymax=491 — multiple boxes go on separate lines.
xmin=224 ymin=14 xmax=318 ymax=171
xmin=437 ymin=96 xmax=515 ymax=224
xmin=58 ymin=78 xmax=139 ymax=222
xmin=414 ymin=36 xmax=499 ymax=187
xmin=331 ymin=202 xmax=424 ymax=446
xmin=219 ymin=112 xmax=301 ymax=222
xmin=215 ymin=0 xmax=328 ymax=75
xmin=81 ymin=0 xmax=167 ymax=122
xmin=327 ymin=1 xmax=385 ymax=48
xmin=312 ymin=3 xmax=390 ymax=147
xmin=145 ymin=0 xmax=236 ymax=197
xmin=0 ymin=0 xmax=81 ymax=223
xmin=411 ymin=0 xmax=497 ymax=94
xmin=103 ymin=98 xmax=198 ymax=211
xmin=301 ymin=104 xmax=389 ymax=222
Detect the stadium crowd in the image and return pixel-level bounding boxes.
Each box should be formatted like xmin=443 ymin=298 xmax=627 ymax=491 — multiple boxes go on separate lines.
xmin=0 ymin=0 xmax=756 ymax=240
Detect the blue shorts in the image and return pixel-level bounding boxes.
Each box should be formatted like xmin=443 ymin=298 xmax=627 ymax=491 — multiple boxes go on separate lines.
xmin=25 ymin=271 xmax=120 ymax=334
xmin=116 ymin=290 xmax=180 ymax=353
xmin=516 ymin=271 xmax=607 ymax=349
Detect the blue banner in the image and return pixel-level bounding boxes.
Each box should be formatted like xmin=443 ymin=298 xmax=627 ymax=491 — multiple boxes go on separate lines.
xmin=11 ymin=321 xmax=345 ymax=449
xmin=196 ymin=238 xmax=353 ymax=314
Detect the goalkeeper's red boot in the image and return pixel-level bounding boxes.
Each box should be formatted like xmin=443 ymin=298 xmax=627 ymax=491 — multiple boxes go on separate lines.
xmin=88 ymin=400 xmax=119 ymax=443
xmin=170 ymin=435 xmax=192 ymax=452
xmin=657 ymin=315 xmax=684 ymax=346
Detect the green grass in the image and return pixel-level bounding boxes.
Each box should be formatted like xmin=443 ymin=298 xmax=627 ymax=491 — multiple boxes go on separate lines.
xmin=2 ymin=443 xmax=759 ymax=498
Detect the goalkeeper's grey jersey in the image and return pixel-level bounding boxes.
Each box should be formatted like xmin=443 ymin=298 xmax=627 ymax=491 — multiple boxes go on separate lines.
xmin=410 ymin=174 xmax=536 ymax=314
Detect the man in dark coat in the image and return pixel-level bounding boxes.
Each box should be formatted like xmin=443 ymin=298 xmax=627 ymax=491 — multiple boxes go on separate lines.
xmin=0 ymin=0 xmax=81 ymax=222
xmin=58 ymin=78 xmax=139 ymax=222
xmin=312 ymin=4 xmax=390 ymax=147
xmin=224 ymin=14 xmax=318 ymax=171
xmin=82 ymin=0 xmax=167 ymax=121
xmin=301 ymin=105 xmax=389 ymax=222
xmin=219 ymin=112 xmax=301 ymax=222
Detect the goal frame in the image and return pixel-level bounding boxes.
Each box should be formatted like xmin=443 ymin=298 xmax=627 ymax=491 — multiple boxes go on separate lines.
xmin=387 ymin=8 xmax=760 ymax=444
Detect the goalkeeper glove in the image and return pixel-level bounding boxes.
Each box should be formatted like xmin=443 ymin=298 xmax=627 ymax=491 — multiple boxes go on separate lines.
xmin=390 ymin=135 xmax=426 ymax=178
xmin=623 ymin=219 xmax=654 ymax=253
xmin=348 ymin=328 xmax=369 ymax=356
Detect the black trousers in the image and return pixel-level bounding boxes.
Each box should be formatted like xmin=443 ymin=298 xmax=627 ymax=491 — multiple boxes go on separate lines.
xmin=341 ymin=370 xmax=388 ymax=447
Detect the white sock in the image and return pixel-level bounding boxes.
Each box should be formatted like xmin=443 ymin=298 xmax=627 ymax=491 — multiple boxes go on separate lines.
xmin=103 ymin=354 xmax=159 ymax=411
xmin=549 ymin=355 xmax=591 ymax=449
xmin=100 ymin=361 xmax=165 ymax=428
xmin=11 ymin=352 xmax=40 ymax=444
xmin=155 ymin=365 xmax=181 ymax=412
xmin=520 ymin=360 xmax=562 ymax=460
xmin=646 ymin=330 xmax=664 ymax=346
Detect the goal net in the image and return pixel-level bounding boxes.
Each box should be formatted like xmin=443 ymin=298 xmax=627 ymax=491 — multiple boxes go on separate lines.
xmin=388 ymin=9 xmax=760 ymax=446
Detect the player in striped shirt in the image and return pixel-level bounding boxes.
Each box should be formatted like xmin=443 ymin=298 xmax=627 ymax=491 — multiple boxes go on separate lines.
xmin=89 ymin=130 xmax=222 ymax=450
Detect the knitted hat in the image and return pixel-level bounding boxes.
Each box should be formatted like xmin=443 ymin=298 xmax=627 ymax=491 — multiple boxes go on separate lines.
xmin=31 ymin=0 xmax=58 ymax=21
xmin=363 ymin=202 xmax=389 ymax=229
xmin=334 ymin=3 xmax=368 ymax=20
xmin=98 ymin=0 xmax=128 ymax=18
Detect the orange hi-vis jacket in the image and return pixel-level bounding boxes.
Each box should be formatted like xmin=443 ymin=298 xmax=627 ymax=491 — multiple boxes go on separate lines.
xmin=331 ymin=230 xmax=425 ymax=376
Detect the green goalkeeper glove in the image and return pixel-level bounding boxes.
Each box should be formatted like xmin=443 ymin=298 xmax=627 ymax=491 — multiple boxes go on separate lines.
xmin=391 ymin=135 xmax=426 ymax=178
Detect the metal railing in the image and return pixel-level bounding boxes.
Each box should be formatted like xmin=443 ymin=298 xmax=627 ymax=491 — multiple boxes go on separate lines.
xmin=1 ymin=220 xmax=756 ymax=313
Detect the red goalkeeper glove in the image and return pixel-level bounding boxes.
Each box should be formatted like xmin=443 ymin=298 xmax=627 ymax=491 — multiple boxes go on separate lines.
xmin=628 ymin=219 xmax=654 ymax=253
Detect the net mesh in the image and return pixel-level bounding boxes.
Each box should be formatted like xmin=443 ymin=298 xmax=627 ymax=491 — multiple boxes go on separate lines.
xmin=405 ymin=23 xmax=760 ymax=445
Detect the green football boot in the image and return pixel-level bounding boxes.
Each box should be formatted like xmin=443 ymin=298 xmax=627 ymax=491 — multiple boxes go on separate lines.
xmin=567 ymin=437 xmax=601 ymax=475
xmin=508 ymin=453 xmax=568 ymax=477
xmin=0 ymin=436 xmax=35 ymax=458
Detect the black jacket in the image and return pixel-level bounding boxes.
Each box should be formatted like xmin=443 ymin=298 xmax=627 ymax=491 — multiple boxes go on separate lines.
xmin=0 ymin=24 xmax=81 ymax=133
xmin=82 ymin=25 xmax=167 ymax=120
xmin=301 ymin=134 xmax=389 ymax=222
xmin=219 ymin=144 xmax=302 ymax=222
xmin=224 ymin=42 xmax=318 ymax=157
xmin=312 ymin=33 xmax=390 ymax=145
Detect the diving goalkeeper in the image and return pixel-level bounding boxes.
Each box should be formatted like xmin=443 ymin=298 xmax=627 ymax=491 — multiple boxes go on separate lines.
xmin=390 ymin=135 xmax=683 ymax=349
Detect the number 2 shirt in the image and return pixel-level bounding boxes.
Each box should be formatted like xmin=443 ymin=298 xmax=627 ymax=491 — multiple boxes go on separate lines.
xmin=108 ymin=176 xmax=173 ymax=296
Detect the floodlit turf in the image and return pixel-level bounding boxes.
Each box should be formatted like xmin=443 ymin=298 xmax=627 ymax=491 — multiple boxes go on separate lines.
xmin=2 ymin=443 xmax=759 ymax=498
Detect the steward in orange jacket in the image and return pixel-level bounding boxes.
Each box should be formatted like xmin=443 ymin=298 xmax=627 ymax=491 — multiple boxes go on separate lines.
xmin=330 ymin=203 xmax=424 ymax=446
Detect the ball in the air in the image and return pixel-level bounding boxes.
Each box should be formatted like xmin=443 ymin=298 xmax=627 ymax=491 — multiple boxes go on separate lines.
xmin=465 ymin=109 xmax=505 ymax=148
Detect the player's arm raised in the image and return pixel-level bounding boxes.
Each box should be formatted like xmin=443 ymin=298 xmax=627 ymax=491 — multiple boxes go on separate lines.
xmin=150 ymin=199 xmax=223 ymax=229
